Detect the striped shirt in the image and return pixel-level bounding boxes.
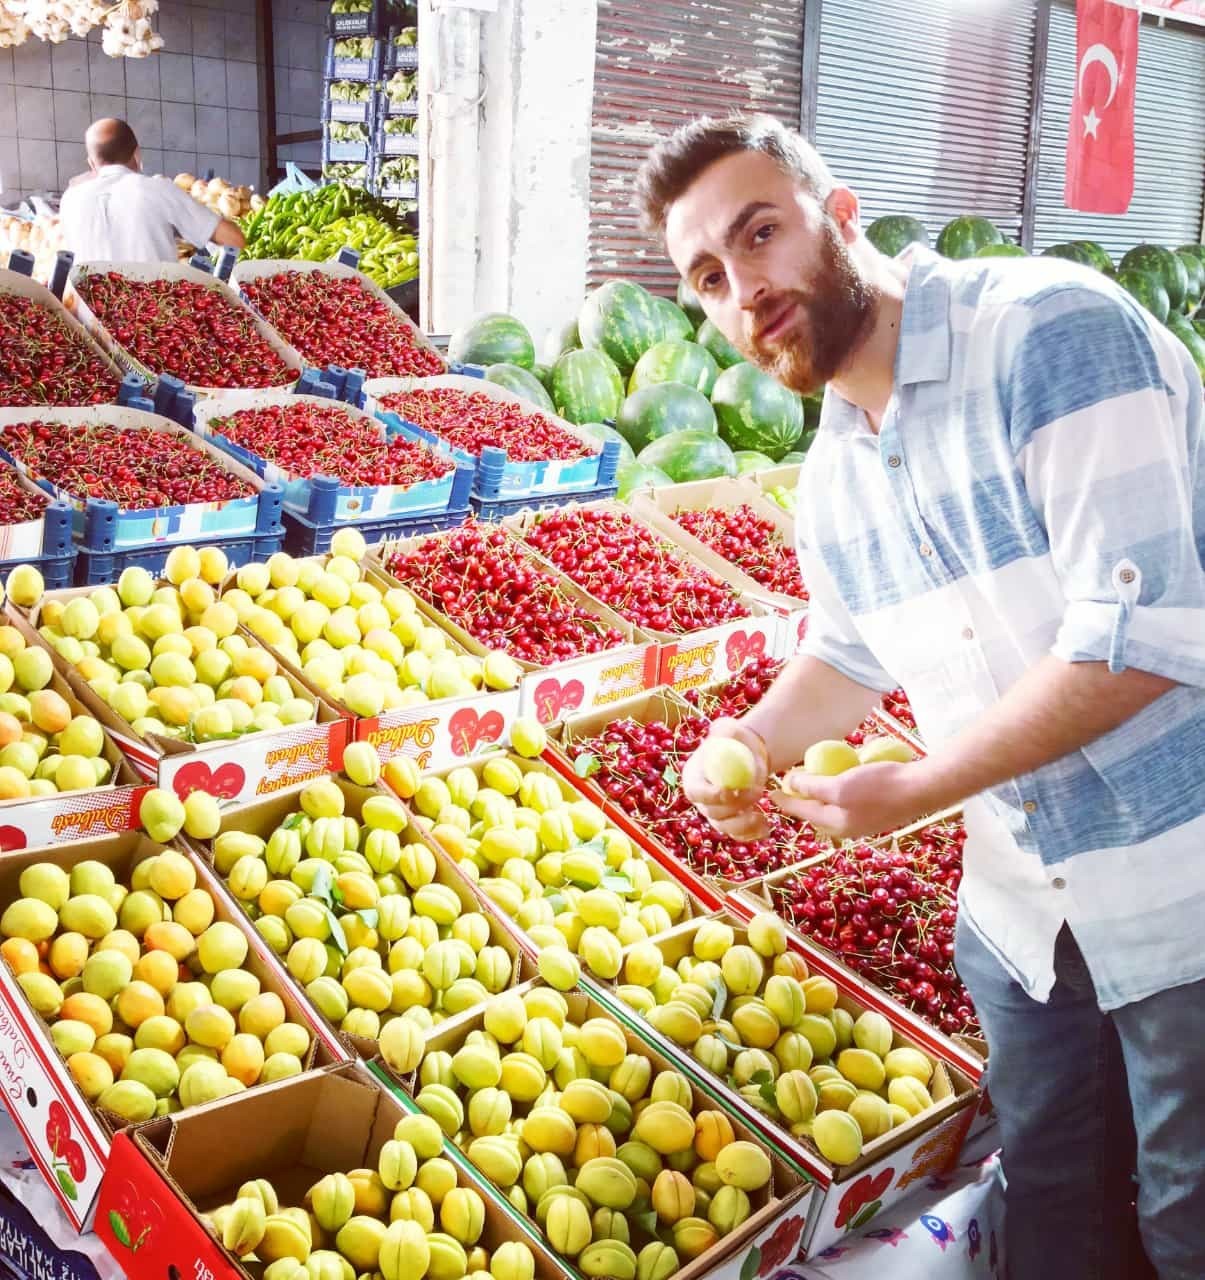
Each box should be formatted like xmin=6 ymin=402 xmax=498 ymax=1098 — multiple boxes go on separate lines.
xmin=795 ymin=246 xmax=1205 ymax=1011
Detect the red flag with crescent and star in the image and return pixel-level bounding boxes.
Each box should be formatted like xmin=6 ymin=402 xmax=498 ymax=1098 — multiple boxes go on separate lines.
xmin=1065 ymin=0 xmax=1139 ymax=213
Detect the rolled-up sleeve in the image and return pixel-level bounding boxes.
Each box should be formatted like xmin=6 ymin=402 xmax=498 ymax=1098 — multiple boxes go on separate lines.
xmin=1009 ymin=286 xmax=1205 ymax=686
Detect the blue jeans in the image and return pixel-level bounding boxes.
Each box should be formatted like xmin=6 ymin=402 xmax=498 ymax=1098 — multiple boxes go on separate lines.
xmin=955 ymin=916 xmax=1205 ymax=1280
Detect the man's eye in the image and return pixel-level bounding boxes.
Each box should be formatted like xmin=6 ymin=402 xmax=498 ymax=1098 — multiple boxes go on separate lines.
xmin=754 ymin=224 xmax=775 ymax=243
xmin=698 ymin=271 xmax=724 ymax=293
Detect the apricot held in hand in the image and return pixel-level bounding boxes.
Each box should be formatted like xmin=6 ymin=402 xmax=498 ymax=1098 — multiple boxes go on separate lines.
xmin=699 ymin=737 xmax=757 ymax=792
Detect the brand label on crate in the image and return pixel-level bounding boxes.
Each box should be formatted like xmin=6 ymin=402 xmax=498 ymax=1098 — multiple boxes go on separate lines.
xmin=775 ymin=607 xmax=809 ymax=659
xmin=357 ymin=690 xmax=521 ymax=771
xmin=0 ymin=968 xmax=108 ymax=1229
xmin=158 ymin=720 xmax=349 ymax=803
xmin=0 ymin=786 xmax=142 ymax=851
xmin=658 ymin=617 xmax=780 ymax=692
xmin=519 ymin=644 xmax=659 ymax=726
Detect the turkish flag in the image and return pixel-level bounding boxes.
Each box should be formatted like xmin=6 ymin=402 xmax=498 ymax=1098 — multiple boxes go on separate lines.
xmin=1065 ymin=0 xmax=1139 ymax=214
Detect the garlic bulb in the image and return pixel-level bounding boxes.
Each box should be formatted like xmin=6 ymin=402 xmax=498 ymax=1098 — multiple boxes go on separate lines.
xmin=0 ymin=0 xmax=165 ymax=55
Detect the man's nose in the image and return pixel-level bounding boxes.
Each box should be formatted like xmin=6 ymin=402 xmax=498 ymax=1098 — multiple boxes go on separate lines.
xmin=732 ymin=266 xmax=768 ymax=311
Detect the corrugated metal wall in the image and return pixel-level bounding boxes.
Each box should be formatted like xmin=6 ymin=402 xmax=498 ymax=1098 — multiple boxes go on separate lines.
xmin=587 ymin=0 xmax=805 ymax=291
xmin=1031 ymin=2 xmax=1205 ymax=255
xmin=812 ymin=0 xmax=1038 ymax=245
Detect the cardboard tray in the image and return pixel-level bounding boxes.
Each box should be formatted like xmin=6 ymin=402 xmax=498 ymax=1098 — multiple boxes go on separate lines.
xmin=9 ymin=596 xmax=350 ymax=802
xmin=0 ymin=269 xmax=125 ymax=408
xmin=184 ymin=773 xmax=536 ymax=1060
xmin=0 ymin=831 xmax=344 ymax=1231
xmin=0 ymin=457 xmax=65 ymax=563
xmin=231 ymin=258 xmax=446 ymax=379
xmin=365 ymin=374 xmax=608 ymax=501
xmin=191 ymin=390 xmax=464 ymax=523
xmin=0 ymin=404 xmax=277 ymax=551
xmin=66 ymin=261 xmax=305 ymax=396
xmin=93 ymin=1062 xmax=568 ymax=1280
xmin=590 ymin=917 xmax=979 ymax=1255
xmin=373 ymin=979 xmax=814 ymax=1280
xmin=369 ymin=526 xmax=660 ymax=727
xmin=503 ymin=501 xmax=783 ymax=690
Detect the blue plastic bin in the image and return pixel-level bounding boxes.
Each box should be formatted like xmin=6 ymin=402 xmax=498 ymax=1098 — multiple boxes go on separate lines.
xmin=328 ymin=0 xmax=384 ymax=36
xmin=470 ymin=486 xmax=619 ymax=522
xmin=282 ymin=506 xmax=468 ymax=557
xmin=73 ymin=527 xmax=284 ymax=586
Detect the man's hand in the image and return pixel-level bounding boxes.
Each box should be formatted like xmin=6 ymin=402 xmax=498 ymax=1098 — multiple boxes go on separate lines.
xmin=682 ymin=717 xmax=772 ymax=842
xmin=771 ymin=760 xmax=932 ymax=840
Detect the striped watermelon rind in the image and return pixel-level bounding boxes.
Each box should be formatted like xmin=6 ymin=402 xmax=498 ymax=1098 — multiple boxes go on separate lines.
xmin=711 ymin=362 xmax=805 ymax=460
xmin=485 ymin=363 xmax=555 ymax=412
xmin=617 ymin=462 xmax=674 ymax=501
xmin=652 ymin=295 xmax=694 ymax=342
xmin=628 ymin=339 xmax=720 ymax=396
xmin=637 ymin=430 xmax=737 ymax=483
xmin=695 ymin=319 xmax=745 ymax=370
xmin=734 ymin=450 xmax=777 ymax=475
xmin=936 ymin=216 xmax=1003 ymax=259
xmin=579 ymin=280 xmax=665 ymax=374
xmin=578 ymin=421 xmax=636 ymax=468
xmin=1120 ymin=244 xmax=1189 ymax=313
xmin=1116 ymin=269 xmax=1170 ymax=324
xmin=865 ymin=215 xmax=929 ymax=256
xmin=677 ymin=279 xmax=705 ymax=325
xmin=551 ymin=348 xmax=625 ymax=424
xmin=449 ymin=312 xmax=536 ymax=370
xmin=616 ymin=384 xmax=717 ymax=453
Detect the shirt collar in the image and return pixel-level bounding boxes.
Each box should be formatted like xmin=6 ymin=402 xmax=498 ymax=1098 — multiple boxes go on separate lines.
xmin=94 ymin=164 xmax=138 ymax=178
xmin=893 ymin=244 xmax=953 ymax=387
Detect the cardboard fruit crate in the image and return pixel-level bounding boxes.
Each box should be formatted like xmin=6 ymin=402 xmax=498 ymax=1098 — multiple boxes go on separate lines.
xmin=93 ymin=1062 xmax=567 ymax=1280
xmin=0 ymin=833 xmax=343 ymax=1230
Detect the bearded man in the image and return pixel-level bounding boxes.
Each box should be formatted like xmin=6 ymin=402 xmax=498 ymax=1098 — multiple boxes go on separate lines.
xmin=638 ymin=114 xmax=1205 ymax=1280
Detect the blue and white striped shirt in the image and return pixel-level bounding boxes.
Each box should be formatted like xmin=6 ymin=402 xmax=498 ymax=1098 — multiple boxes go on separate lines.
xmin=795 ymin=246 xmax=1205 ymax=1010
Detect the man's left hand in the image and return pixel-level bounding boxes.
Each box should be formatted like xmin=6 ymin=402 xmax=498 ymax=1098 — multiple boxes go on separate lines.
xmin=770 ymin=761 xmax=936 ymax=840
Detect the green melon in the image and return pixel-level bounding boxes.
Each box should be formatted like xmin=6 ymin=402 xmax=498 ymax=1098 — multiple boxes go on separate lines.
xmin=1174 ymin=249 xmax=1203 ymax=316
xmin=1120 ymin=245 xmax=1189 ymax=313
xmin=542 ymin=319 xmax=580 ymax=365
xmin=734 ymin=450 xmax=776 ymax=475
xmin=615 ymin=384 xmax=717 ymax=453
xmin=578 ymin=280 xmax=665 ymax=374
xmin=779 ymin=450 xmax=807 ymax=464
xmin=1116 ymin=270 xmax=1170 ymax=324
xmin=449 ymin=313 xmax=535 ymax=370
xmin=637 ymin=430 xmax=737 ymax=484
xmin=652 ymin=295 xmax=694 ymax=342
xmin=485 ymin=363 xmax=554 ymax=412
xmin=1074 ymin=241 xmax=1113 ymax=274
xmin=676 ymin=279 xmax=705 ymax=326
xmin=1042 ymin=243 xmax=1096 ymax=268
xmin=617 ymin=462 xmax=675 ymax=501
xmin=976 ymin=243 xmax=1026 ymax=258
xmin=1166 ymin=313 xmax=1205 ymax=380
xmin=551 ymin=348 xmax=625 ymax=424
xmin=628 ymin=339 xmax=720 ymax=396
xmin=578 ymin=421 xmax=636 ymax=468
xmin=865 ymin=215 xmax=929 ymax=256
xmin=711 ymin=363 xmax=804 ymax=460
xmin=696 ymin=320 xmax=745 ymax=370
xmin=532 ymin=362 xmax=554 ymax=390
xmin=936 ymin=216 xmax=1003 ymax=259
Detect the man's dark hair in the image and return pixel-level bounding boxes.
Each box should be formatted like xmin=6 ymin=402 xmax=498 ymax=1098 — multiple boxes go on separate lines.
xmin=89 ymin=119 xmax=139 ymax=166
xmin=635 ymin=113 xmax=835 ymax=234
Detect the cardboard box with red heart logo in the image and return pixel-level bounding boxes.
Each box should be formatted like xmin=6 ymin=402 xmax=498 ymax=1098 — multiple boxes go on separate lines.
xmin=6 ymin=595 xmax=350 ymax=805
xmin=0 ymin=831 xmax=344 ymax=1231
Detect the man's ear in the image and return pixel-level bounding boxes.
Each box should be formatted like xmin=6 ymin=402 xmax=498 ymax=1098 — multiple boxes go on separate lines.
xmin=824 ymin=186 xmax=861 ymax=245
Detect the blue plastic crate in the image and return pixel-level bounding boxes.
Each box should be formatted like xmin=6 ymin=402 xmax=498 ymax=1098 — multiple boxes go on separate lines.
xmin=326 ymin=79 xmax=377 ymax=124
xmin=376 ymin=116 xmax=418 ymax=157
xmin=323 ymin=136 xmax=370 ymax=165
xmin=0 ymin=546 xmax=75 ymax=589
xmin=470 ymin=486 xmax=619 ymax=522
xmin=383 ymin=38 xmax=418 ymax=71
xmin=282 ymin=504 xmax=468 ymax=556
xmin=73 ymin=527 xmax=283 ymax=586
xmin=329 ymin=0 xmax=384 ymax=36
xmin=326 ymin=36 xmax=381 ymax=81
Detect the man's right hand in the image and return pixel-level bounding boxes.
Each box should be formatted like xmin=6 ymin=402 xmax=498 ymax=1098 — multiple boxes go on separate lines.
xmin=681 ymin=717 xmax=772 ymax=842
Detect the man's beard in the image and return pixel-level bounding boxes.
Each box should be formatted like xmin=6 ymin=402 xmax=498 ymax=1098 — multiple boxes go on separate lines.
xmin=744 ymin=219 xmax=879 ymax=395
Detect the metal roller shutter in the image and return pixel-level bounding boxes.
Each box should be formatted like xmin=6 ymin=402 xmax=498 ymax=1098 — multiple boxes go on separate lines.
xmin=588 ymin=0 xmax=806 ymax=291
xmin=1032 ymin=3 xmax=1205 ymax=256
xmin=812 ymin=0 xmax=1038 ymax=245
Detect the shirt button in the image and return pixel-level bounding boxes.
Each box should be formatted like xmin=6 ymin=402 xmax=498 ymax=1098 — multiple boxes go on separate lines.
xmin=1051 ymin=877 xmax=1067 ymax=890
xmin=961 ymin=626 xmax=974 ymax=641
xmin=918 ymin=543 xmax=933 ymax=557
xmin=887 ymin=455 xmax=902 ymax=468
xmin=1119 ymin=567 xmax=1136 ymax=584
xmin=1023 ymin=800 xmax=1038 ymax=814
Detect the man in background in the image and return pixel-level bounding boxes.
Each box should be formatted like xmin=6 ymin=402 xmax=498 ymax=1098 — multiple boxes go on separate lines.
xmin=59 ymin=118 xmax=244 ymax=264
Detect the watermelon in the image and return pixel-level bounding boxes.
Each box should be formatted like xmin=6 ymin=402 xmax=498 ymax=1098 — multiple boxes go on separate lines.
xmin=485 ymin=363 xmax=554 ymax=413
xmin=801 ymin=393 xmax=823 ymax=432
xmin=628 ymin=339 xmax=720 ymax=396
xmin=617 ymin=462 xmax=674 ymax=501
xmin=734 ymin=450 xmax=776 ymax=475
xmin=1042 ymin=243 xmax=1097 ymax=268
xmin=865 ymin=215 xmax=929 ymax=256
xmin=579 ymin=279 xmax=665 ymax=374
xmin=1074 ymin=241 xmax=1113 ymax=274
xmin=696 ymin=319 xmax=745 ymax=369
xmin=936 ymin=216 xmax=1003 ymax=259
xmin=1116 ymin=270 xmax=1170 ymax=324
xmin=578 ymin=421 xmax=636 ymax=468
xmin=779 ymin=451 xmax=807 ymax=464
xmin=638 ymin=430 xmax=737 ymax=483
xmin=1196 ymin=318 xmax=1205 ymax=342
xmin=616 ymin=384 xmax=717 ymax=453
xmin=551 ymin=348 xmax=625 ymax=424
xmin=652 ymin=296 xmax=694 ymax=342
xmin=1174 ymin=248 xmax=1203 ymax=316
xmin=1120 ymin=245 xmax=1189 ymax=313
xmin=677 ymin=279 xmax=705 ymax=326
xmin=711 ymin=363 xmax=804 ymax=460
xmin=1166 ymin=313 xmax=1205 ymax=380
xmin=532 ymin=362 xmax=554 ymax=390
xmin=976 ymin=243 xmax=1026 ymax=258
xmin=449 ymin=313 xmax=535 ymax=370
xmin=542 ymin=319 xmax=580 ymax=365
